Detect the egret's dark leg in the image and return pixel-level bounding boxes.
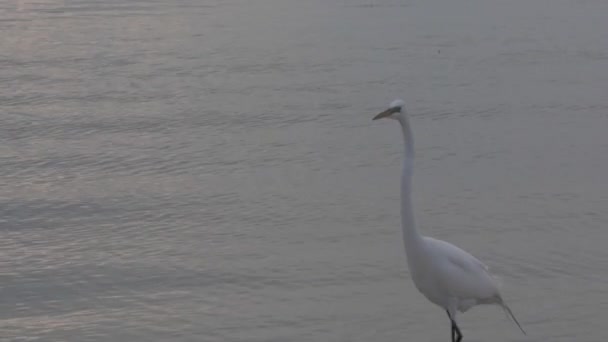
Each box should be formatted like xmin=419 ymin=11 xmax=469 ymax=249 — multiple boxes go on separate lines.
xmin=446 ymin=311 xmax=455 ymax=342
xmin=446 ymin=310 xmax=463 ymax=342
xmin=453 ymin=321 xmax=462 ymax=342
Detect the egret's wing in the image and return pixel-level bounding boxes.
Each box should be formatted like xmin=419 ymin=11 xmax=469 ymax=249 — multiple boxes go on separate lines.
xmin=426 ymin=237 xmax=489 ymax=272
xmin=424 ymin=237 xmax=499 ymax=304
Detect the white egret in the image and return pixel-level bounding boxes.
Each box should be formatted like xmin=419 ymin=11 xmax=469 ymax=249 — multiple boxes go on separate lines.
xmin=372 ymin=100 xmax=525 ymax=342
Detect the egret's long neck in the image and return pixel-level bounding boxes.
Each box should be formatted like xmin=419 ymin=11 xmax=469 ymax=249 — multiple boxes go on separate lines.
xmin=399 ymin=116 xmax=422 ymax=250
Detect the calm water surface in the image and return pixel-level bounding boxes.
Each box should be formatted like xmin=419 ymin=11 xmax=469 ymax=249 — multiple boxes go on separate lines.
xmin=1 ymin=0 xmax=608 ymax=341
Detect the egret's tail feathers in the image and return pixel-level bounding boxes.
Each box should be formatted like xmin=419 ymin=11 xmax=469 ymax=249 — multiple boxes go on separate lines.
xmin=501 ymin=303 xmax=526 ymax=335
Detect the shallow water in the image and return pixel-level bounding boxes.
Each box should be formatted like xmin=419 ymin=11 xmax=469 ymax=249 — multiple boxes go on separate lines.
xmin=1 ymin=0 xmax=608 ymax=341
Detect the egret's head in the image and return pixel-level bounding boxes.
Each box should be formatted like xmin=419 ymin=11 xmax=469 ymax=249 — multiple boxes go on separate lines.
xmin=372 ymin=99 xmax=406 ymax=121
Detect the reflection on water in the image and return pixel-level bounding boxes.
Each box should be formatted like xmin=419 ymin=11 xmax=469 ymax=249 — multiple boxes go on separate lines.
xmin=1 ymin=0 xmax=608 ymax=341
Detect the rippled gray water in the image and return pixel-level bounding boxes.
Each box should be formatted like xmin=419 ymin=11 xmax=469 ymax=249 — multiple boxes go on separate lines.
xmin=1 ymin=0 xmax=608 ymax=341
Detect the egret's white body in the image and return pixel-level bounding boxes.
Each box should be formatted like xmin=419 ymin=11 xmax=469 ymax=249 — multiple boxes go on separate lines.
xmin=373 ymin=100 xmax=524 ymax=342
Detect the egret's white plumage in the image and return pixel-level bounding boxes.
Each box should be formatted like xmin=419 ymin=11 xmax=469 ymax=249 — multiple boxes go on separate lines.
xmin=372 ymin=100 xmax=525 ymax=342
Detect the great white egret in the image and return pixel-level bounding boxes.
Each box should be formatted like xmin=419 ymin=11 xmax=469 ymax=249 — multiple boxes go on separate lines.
xmin=372 ymin=100 xmax=526 ymax=342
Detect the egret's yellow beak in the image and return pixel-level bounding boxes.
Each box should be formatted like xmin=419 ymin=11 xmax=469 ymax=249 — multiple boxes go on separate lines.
xmin=372 ymin=107 xmax=398 ymax=120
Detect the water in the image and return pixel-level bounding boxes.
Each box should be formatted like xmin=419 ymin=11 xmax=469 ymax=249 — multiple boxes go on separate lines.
xmin=1 ymin=0 xmax=608 ymax=340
